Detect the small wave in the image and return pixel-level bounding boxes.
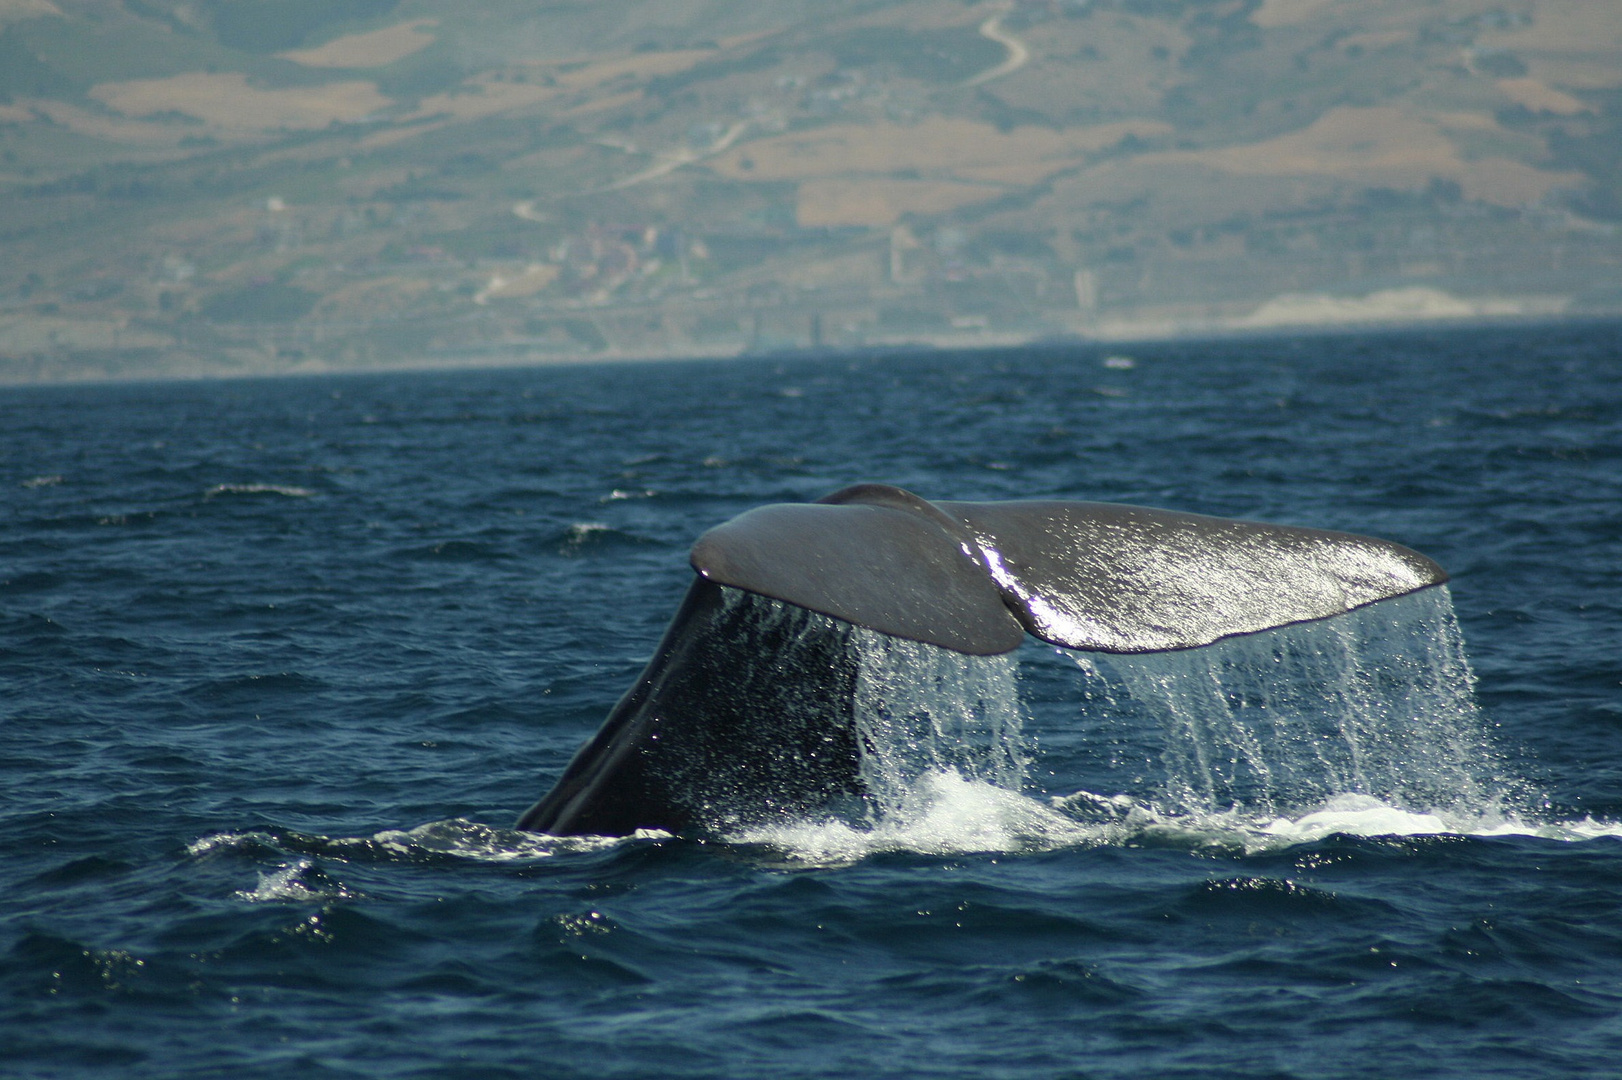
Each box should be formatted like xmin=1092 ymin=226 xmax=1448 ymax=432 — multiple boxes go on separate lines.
xmin=22 ymin=474 xmax=63 ymax=488
xmin=186 ymin=831 xmax=287 ymax=858
xmin=203 ymin=483 xmax=315 ymax=500
xmin=234 ymin=860 xmax=356 ymax=903
xmin=556 ymin=521 xmax=613 ymax=554
xmin=190 ymin=819 xmax=670 ymax=871
xmin=549 ymin=521 xmax=654 ymax=556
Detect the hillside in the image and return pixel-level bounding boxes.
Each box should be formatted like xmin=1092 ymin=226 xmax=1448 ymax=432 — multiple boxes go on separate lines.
xmin=1 ymin=0 xmax=1619 ymax=379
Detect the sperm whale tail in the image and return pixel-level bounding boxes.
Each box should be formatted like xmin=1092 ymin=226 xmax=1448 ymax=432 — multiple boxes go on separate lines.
xmin=517 ymin=484 xmax=1446 ymax=836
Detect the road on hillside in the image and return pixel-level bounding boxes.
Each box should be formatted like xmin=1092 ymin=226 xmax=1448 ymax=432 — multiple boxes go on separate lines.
xmin=964 ymin=8 xmax=1029 ymax=87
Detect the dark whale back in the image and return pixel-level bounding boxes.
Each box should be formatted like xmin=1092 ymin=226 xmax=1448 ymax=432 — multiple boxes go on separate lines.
xmin=516 ymin=580 xmax=862 ymax=835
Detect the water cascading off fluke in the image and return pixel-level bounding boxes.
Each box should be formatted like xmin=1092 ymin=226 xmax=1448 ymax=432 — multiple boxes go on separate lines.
xmin=1063 ymin=586 xmax=1515 ymax=821
xmin=849 ymin=628 xmax=1028 ymax=820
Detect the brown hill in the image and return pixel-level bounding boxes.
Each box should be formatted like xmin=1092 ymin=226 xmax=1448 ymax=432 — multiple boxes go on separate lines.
xmin=1 ymin=0 xmax=1618 ymax=379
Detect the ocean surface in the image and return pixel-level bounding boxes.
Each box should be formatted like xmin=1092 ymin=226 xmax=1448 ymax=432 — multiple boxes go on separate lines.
xmin=4 ymin=322 xmax=1622 ymax=1078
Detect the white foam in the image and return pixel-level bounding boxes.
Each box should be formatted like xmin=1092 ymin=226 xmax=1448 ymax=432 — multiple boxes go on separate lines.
xmin=1261 ymin=794 xmax=1450 ymax=842
xmin=731 ymin=769 xmax=1100 ymax=866
xmin=194 ymin=823 xmax=668 ymax=906
xmin=187 ymin=831 xmax=276 ymax=857
xmin=734 ymin=773 xmax=1622 ymax=866
xmin=1051 ymin=789 xmax=1622 ymax=855
xmin=558 ymin=522 xmax=613 ymax=552
xmin=361 ymin=818 xmax=670 ymax=861
xmin=233 ymin=859 xmax=355 ymax=903
xmin=192 ymin=798 xmax=1622 ymax=883
xmin=203 ymin=483 xmax=315 ymax=499
xmin=1460 ymin=815 xmax=1622 ymax=843
xmin=189 ymin=820 xmax=670 ymax=877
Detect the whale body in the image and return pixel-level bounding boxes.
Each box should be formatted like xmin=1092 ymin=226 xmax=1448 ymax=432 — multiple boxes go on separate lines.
xmin=517 ymin=484 xmax=1445 ymax=836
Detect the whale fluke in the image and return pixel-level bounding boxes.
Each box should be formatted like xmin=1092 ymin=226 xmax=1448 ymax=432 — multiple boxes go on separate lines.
xmin=694 ymin=484 xmax=1444 ymax=654
xmin=518 ymin=485 xmax=1446 ymax=835
xmin=689 ymin=485 xmax=1024 ymax=656
xmin=935 ymin=497 xmax=1444 ymax=653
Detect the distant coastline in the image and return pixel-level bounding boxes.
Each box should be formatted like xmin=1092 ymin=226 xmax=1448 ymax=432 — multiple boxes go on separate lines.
xmin=3 ymin=306 xmax=1613 ymax=387
xmin=2 ymin=1 xmax=1618 ymax=385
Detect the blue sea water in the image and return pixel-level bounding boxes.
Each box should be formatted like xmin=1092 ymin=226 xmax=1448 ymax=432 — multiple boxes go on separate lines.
xmin=3 ymin=322 xmax=1622 ymax=1078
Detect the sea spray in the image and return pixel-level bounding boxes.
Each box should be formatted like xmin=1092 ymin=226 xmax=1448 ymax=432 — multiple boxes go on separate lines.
xmin=732 ymin=584 xmax=1522 ymax=859
xmin=850 ymin=627 xmax=1028 ymax=817
xmin=716 ymin=584 xmax=1536 ymax=863
xmin=1066 ymin=586 xmax=1518 ymax=821
xmin=729 ymin=617 xmax=1088 ymax=860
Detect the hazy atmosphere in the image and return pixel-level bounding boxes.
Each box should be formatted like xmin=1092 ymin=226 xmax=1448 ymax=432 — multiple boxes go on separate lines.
xmin=1 ymin=0 xmax=1620 ymax=381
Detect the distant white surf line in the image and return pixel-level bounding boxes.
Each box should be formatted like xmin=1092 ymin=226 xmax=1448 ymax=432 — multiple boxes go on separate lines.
xmin=1236 ymin=286 xmax=1570 ymax=330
